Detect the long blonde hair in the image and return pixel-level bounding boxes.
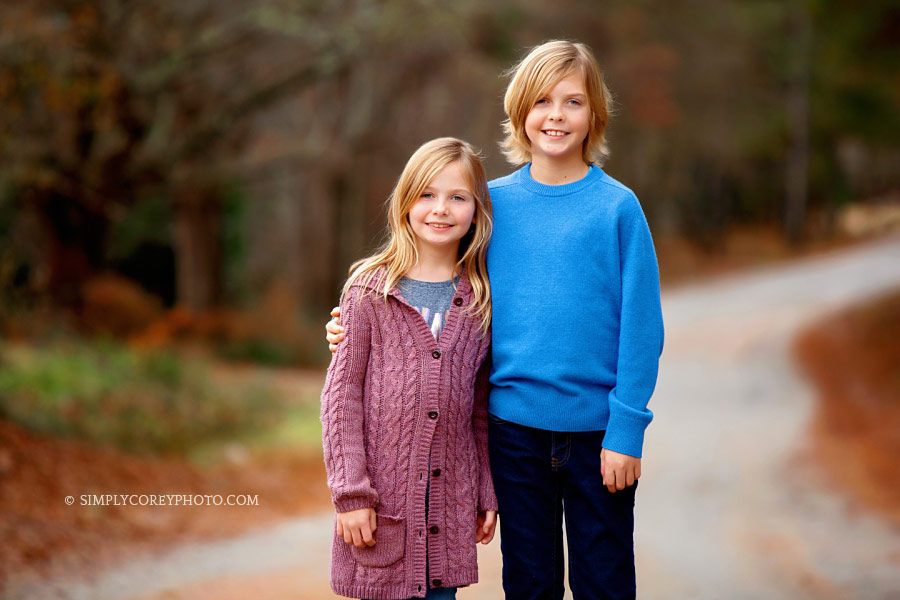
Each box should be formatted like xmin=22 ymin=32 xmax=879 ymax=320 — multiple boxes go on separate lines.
xmin=501 ymin=40 xmax=613 ymax=166
xmin=342 ymin=137 xmax=493 ymax=333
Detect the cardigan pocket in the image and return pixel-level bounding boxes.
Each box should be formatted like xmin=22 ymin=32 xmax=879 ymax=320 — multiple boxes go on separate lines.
xmin=350 ymin=514 xmax=405 ymax=567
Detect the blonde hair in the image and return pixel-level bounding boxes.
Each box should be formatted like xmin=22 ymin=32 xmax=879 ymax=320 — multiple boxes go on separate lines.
xmin=342 ymin=137 xmax=493 ymax=333
xmin=501 ymin=40 xmax=612 ymax=166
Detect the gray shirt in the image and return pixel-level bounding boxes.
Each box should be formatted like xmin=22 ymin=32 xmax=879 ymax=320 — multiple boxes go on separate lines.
xmin=398 ymin=276 xmax=459 ymax=340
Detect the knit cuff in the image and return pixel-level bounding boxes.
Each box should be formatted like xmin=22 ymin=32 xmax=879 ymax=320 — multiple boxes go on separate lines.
xmin=478 ymin=497 xmax=499 ymax=513
xmin=602 ymin=410 xmax=649 ymax=458
xmin=334 ymin=495 xmax=377 ymax=513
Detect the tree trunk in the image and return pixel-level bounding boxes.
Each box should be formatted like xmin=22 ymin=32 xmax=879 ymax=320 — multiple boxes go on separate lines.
xmin=784 ymin=4 xmax=812 ymax=245
xmin=171 ymin=192 xmax=222 ymax=312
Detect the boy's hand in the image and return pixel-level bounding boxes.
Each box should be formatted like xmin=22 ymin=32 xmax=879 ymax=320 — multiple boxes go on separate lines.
xmin=325 ymin=307 xmax=344 ymax=353
xmin=476 ymin=510 xmax=497 ymax=544
xmin=336 ymin=507 xmax=377 ymax=548
xmin=600 ymin=448 xmax=641 ymax=493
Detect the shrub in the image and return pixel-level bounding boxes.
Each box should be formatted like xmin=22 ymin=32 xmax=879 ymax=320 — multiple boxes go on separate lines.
xmin=0 ymin=340 xmax=285 ymax=455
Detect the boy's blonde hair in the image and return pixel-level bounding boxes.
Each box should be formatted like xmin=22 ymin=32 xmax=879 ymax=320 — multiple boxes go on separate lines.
xmin=343 ymin=137 xmax=493 ymax=333
xmin=501 ymin=40 xmax=612 ymax=166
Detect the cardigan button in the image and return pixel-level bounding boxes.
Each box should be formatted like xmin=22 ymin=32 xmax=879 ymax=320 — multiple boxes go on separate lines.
xmin=429 ymin=525 xmax=439 ymax=534
xmin=432 ymin=349 xmax=441 ymax=359
xmin=428 ymin=411 xmax=438 ymax=419
xmin=453 ymin=297 xmax=463 ymax=306
xmin=432 ymin=579 xmax=442 ymax=587
xmin=432 ymin=468 xmax=441 ymax=477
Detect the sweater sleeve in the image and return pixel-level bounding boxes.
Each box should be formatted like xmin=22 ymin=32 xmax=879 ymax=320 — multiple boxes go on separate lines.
xmin=472 ymin=342 xmax=498 ymax=512
xmin=320 ymin=286 xmax=379 ymax=512
xmin=602 ymin=201 xmax=665 ymax=458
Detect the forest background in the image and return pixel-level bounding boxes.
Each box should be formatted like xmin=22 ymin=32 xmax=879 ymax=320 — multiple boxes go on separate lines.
xmin=1 ymin=0 xmax=899 ymax=587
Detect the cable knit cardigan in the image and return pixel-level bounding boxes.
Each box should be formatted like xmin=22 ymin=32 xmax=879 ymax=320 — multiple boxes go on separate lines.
xmin=320 ymin=269 xmax=496 ymax=599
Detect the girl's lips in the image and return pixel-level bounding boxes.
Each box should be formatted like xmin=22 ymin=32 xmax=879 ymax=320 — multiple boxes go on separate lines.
xmin=426 ymin=223 xmax=453 ymax=231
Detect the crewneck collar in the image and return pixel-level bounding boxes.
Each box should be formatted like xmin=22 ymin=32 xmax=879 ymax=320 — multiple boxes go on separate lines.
xmin=517 ymin=163 xmax=603 ymax=197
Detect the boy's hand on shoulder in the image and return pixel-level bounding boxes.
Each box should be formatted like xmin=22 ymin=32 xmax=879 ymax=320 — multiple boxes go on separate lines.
xmin=476 ymin=510 xmax=497 ymax=544
xmin=325 ymin=307 xmax=344 ymax=353
xmin=600 ymin=448 xmax=641 ymax=493
xmin=336 ymin=507 xmax=377 ymax=548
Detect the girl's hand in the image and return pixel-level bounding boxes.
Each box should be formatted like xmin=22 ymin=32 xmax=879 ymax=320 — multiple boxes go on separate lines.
xmin=336 ymin=507 xmax=377 ymax=548
xmin=600 ymin=448 xmax=641 ymax=493
xmin=325 ymin=307 xmax=344 ymax=353
xmin=476 ymin=510 xmax=497 ymax=544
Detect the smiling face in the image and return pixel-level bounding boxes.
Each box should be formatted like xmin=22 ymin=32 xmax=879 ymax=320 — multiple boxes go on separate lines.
xmin=523 ymin=73 xmax=591 ymax=166
xmin=407 ymin=161 xmax=476 ymax=257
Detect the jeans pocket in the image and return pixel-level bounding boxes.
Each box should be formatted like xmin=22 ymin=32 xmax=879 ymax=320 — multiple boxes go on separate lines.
xmin=350 ymin=514 xmax=405 ymax=567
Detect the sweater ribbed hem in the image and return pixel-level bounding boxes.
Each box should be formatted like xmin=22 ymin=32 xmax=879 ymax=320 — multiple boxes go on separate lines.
xmin=331 ymin=567 xmax=479 ymax=599
xmin=489 ymin=389 xmax=612 ymax=432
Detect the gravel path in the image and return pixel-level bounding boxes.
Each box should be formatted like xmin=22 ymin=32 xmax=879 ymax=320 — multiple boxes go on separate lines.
xmin=7 ymin=235 xmax=900 ymax=600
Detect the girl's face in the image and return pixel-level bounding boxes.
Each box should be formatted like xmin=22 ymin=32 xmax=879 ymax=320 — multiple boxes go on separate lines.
xmin=524 ymin=73 xmax=591 ymax=164
xmin=407 ymin=161 xmax=476 ymax=255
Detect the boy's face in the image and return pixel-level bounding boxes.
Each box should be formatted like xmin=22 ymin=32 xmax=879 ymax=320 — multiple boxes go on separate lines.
xmin=524 ymin=74 xmax=590 ymax=165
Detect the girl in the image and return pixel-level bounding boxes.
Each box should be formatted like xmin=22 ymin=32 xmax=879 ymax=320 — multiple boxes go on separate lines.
xmin=320 ymin=137 xmax=497 ymax=600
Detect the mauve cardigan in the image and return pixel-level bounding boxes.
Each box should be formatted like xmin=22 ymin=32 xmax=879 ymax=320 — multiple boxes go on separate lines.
xmin=320 ymin=269 xmax=496 ymax=599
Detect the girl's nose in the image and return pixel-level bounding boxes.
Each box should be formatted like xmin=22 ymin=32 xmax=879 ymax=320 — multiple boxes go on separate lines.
xmin=432 ymin=198 xmax=450 ymax=214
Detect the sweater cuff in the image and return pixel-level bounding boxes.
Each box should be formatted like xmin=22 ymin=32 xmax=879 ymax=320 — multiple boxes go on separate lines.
xmin=334 ymin=495 xmax=377 ymax=513
xmin=478 ymin=479 xmax=498 ymax=512
xmin=479 ymin=497 xmax=499 ymax=512
xmin=602 ymin=409 xmax=650 ymax=458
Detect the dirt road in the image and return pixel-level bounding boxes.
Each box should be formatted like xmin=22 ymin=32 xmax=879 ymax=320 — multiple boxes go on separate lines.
xmin=7 ymin=235 xmax=900 ymax=600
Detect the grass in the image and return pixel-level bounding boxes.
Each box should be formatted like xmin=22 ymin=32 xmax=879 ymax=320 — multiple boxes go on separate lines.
xmin=0 ymin=339 xmax=288 ymax=455
xmin=187 ymin=389 xmax=324 ymax=466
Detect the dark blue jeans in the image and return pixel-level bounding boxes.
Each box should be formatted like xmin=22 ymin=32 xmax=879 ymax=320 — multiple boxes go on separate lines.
xmin=488 ymin=414 xmax=637 ymax=600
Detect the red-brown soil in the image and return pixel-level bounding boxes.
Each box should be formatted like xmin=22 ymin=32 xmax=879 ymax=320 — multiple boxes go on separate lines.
xmin=0 ymin=418 xmax=331 ymax=585
xmin=794 ymin=290 xmax=900 ymax=525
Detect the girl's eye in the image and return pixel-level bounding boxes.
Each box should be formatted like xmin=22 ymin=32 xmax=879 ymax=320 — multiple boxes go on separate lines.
xmin=535 ymin=98 xmax=549 ymax=105
xmin=421 ymin=192 xmax=434 ymax=199
xmin=568 ymin=99 xmax=581 ymax=106
xmin=452 ymin=195 xmax=467 ymax=202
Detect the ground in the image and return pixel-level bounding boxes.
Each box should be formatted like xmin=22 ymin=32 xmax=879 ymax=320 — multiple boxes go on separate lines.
xmin=0 ymin=368 xmax=330 ymax=586
xmin=794 ymin=290 xmax=900 ymax=525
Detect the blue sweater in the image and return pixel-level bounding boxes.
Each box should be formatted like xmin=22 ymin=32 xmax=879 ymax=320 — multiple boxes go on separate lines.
xmin=486 ymin=164 xmax=664 ymax=457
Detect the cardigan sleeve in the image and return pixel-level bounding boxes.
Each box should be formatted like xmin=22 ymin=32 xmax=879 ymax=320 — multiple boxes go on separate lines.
xmin=320 ymin=286 xmax=379 ymax=512
xmin=472 ymin=340 xmax=498 ymax=512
